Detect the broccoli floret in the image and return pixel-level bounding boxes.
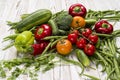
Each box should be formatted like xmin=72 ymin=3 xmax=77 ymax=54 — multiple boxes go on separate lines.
xmin=55 ymin=11 xmax=73 ymax=31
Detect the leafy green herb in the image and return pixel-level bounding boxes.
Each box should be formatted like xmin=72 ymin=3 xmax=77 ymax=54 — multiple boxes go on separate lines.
xmin=0 ymin=64 xmax=6 ymax=78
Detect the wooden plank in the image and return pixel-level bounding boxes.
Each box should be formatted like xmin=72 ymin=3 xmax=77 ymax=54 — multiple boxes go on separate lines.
xmin=0 ymin=0 xmax=120 ymax=80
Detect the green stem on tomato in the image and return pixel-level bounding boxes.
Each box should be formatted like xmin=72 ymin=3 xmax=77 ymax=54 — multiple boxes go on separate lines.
xmin=50 ymin=36 xmax=67 ymax=48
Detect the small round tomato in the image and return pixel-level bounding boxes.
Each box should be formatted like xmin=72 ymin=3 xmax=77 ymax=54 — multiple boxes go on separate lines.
xmin=84 ymin=43 xmax=95 ymax=56
xmin=56 ymin=39 xmax=72 ymax=55
xmin=71 ymin=16 xmax=86 ymax=28
xmin=76 ymin=38 xmax=87 ymax=49
xmin=82 ymin=28 xmax=92 ymax=38
xmin=68 ymin=33 xmax=78 ymax=44
xmin=88 ymin=34 xmax=98 ymax=44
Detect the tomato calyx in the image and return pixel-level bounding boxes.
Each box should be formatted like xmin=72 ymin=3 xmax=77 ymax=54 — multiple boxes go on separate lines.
xmin=59 ymin=40 xmax=66 ymax=44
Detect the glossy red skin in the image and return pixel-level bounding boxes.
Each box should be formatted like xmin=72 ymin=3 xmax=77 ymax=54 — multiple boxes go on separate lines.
xmin=88 ymin=34 xmax=98 ymax=44
xmin=76 ymin=38 xmax=87 ymax=49
xmin=35 ymin=24 xmax=52 ymax=42
xmin=69 ymin=3 xmax=87 ymax=17
xmin=32 ymin=41 xmax=49 ymax=56
xmin=68 ymin=33 xmax=78 ymax=44
xmin=84 ymin=43 xmax=95 ymax=56
xmin=82 ymin=28 xmax=92 ymax=38
xmin=95 ymin=20 xmax=113 ymax=34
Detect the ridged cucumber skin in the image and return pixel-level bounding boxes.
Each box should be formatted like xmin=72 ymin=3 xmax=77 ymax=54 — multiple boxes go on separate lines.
xmin=48 ymin=19 xmax=59 ymax=35
xmin=16 ymin=9 xmax=52 ymax=32
xmin=76 ymin=49 xmax=90 ymax=67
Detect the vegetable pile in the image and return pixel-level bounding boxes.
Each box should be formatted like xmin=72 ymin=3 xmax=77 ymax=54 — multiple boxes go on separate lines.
xmin=1 ymin=3 xmax=120 ymax=80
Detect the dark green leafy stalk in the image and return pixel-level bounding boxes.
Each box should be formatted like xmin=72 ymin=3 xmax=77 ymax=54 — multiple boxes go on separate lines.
xmin=0 ymin=53 xmax=57 ymax=80
xmin=83 ymin=74 xmax=100 ymax=80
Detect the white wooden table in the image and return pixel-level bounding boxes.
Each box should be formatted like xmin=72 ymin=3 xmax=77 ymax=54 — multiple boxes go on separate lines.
xmin=0 ymin=0 xmax=120 ymax=80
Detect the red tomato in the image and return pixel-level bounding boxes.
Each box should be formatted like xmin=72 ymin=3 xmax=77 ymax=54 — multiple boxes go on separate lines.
xmin=88 ymin=34 xmax=98 ymax=44
xmin=76 ymin=38 xmax=87 ymax=49
xmin=84 ymin=43 xmax=95 ymax=56
xmin=68 ymin=33 xmax=78 ymax=44
xmin=82 ymin=28 xmax=92 ymax=38
xmin=34 ymin=24 xmax=52 ymax=42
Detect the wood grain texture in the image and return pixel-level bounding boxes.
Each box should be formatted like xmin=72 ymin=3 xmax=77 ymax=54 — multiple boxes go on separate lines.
xmin=0 ymin=0 xmax=120 ymax=80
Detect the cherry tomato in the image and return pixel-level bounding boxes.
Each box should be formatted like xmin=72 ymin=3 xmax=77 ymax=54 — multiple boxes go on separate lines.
xmin=88 ymin=34 xmax=98 ymax=44
xmin=76 ymin=38 xmax=87 ymax=49
xmin=56 ymin=39 xmax=72 ymax=55
xmin=82 ymin=28 xmax=92 ymax=38
xmin=84 ymin=43 xmax=95 ymax=56
xmin=34 ymin=24 xmax=52 ymax=42
xmin=68 ymin=33 xmax=78 ymax=44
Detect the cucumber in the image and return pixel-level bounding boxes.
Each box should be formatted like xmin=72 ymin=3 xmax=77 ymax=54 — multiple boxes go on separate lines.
xmin=48 ymin=19 xmax=59 ymax=35
xmin=76 ymin=49 xmax=90 ymax=67
xmin=15 ymin=9 xmax=52 ymax=32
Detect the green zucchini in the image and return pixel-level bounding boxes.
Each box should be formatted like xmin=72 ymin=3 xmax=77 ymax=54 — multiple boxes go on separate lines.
xmin=15 ymin=9 xmax=52 ymax=32
xmin=76 ymin=49 xmax=90 ymax=67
